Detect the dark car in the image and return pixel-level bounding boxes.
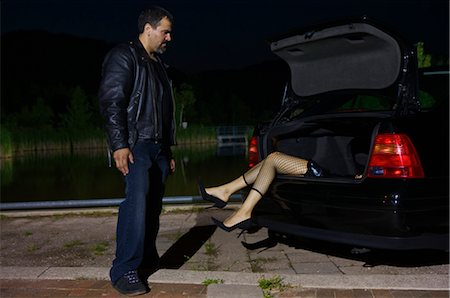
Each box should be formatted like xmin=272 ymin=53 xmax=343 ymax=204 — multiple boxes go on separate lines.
xmin=249 ymin=18 xmax=449 ymax=250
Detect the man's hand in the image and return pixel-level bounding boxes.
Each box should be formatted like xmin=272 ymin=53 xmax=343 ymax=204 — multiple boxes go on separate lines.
xmin=169 ymin=159 xmax=176 ymax=174
xmin=113 ymin=148 xmax=134 ymax=175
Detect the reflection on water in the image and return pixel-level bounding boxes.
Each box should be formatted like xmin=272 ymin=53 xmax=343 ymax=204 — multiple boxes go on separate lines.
xmin=1 ymin=144 xmax=250 ymax=203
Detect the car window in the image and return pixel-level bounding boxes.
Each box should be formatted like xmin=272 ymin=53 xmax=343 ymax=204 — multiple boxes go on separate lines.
xmin=286 ymin=92 xmax=395 ymax=120
xmin=418 ymin=69 xmax=449 ymax=110
xmin=285 ymin=68 xmax=449 ymax=120
xmin=337 ymin=95 xmax=392 ymax=111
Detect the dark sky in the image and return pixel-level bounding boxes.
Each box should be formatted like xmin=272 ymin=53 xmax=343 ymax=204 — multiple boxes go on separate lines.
xmin=2 ymin=0 xmax=449 ymax=72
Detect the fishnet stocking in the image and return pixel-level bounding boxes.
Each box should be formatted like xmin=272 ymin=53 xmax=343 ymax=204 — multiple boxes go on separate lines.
xmin=243 ymin=152 xmax=308 ymax=196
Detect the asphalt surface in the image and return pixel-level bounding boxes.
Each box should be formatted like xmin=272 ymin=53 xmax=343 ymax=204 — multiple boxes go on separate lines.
xmin=0 ymin=205 xmax=449 ymax=297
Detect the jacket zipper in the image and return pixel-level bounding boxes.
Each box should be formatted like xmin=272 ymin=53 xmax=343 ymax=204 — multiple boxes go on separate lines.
xmin=152 ymin=63 xmax=159 ymax=141
xmin=156 ymin=57 xmax=176 ymax=144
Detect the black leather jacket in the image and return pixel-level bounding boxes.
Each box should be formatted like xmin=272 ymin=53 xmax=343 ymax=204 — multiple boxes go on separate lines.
xmin=98 ymin=39 xmax=176 ymax=153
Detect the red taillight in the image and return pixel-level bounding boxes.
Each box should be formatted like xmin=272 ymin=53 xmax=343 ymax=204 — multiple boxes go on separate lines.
xmin=367 ymin=133 xmax=424 ymax=178
xmin=248 ymin=136 xmax=258 ymax=168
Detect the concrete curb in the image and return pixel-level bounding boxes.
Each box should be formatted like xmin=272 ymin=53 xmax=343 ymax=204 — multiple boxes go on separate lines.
xmin=1 ymin=267 xmax=448 ymax=291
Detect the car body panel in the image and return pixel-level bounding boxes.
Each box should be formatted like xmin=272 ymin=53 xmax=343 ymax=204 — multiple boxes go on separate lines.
xmin=254 ymin=175 xmax=448 ymax=249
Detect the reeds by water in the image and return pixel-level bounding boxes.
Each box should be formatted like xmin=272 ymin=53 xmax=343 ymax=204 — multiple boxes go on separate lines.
xmin=0 ymin=125 xmax=219 ymax=159
xmin=0 ymin=127 xmax=13 ymax=158
xmin=176 ymin=125 xmax=216 ymax=144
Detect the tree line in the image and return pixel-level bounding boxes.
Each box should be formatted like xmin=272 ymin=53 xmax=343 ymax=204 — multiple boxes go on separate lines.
xmin=1 ymin=31 xmax=447 ymax=157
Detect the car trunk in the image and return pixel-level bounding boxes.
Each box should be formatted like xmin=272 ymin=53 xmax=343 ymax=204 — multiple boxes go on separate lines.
xmin=265 ymin=114 xmax=386 ymax=179
xmin=262 ymin=19 xmax=417 ymax=180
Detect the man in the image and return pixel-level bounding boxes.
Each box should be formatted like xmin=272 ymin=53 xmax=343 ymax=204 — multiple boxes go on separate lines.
xmin=98 ymin=6 xmax=176 ymax=296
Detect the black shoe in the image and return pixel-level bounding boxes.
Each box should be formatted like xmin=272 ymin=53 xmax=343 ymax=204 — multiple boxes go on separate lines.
xmin=211 ymin=217 xmax=253 ymax=232
xmin=198 ymin=179 xmax=227 ymax=209
xmin=305 ymin=160 xmax=325 ymax=177
xmin=137 ymin=266 xmax=159 ymax=288
xmin=112 ymin=270 xmax=148 ymax=296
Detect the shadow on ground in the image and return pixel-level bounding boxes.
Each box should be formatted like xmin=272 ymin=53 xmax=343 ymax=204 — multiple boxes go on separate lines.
xmin=242 ymin=229 xmax=449 ymax=268
xmin=159 ymin=225 xmax=217 ymax=269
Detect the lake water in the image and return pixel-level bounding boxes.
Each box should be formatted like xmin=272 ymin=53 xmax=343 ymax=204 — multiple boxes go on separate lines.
xmin=1 ymin=144 xmax=250 ymax=203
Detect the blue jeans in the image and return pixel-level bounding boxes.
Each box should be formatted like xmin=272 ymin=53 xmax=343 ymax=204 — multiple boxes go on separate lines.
xmin=110 ymin=140 xmax=170 ymax=284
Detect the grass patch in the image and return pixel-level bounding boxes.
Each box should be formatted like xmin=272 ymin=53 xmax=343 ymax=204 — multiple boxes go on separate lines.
xmin=189 ymin=260 xmax=220 ymax=271
xmin=249 ymin=256 xmax=277 ymax=273
xmin=184 ymin=252 xmax=219 ymax=272
xmin=202 ymin=278 xmax=224 ymax=286
xmin=76 ymin=210 xmax=117 ymax=217
xmin=51 ymin=210 xmax=117 ymax=220
xmin=91 ymin=241 xmax=109 ymax=255
xmin=27 ymin=244 xmax=40 ymax=252
xmin=162 ymin=206 xmax=206 ymax=215
xmin=64 ymin=239 xmax=85 ymax=249
xmin=258 ymin=275 xmax=290 ymax=298
xmin=204 ymin=240 xmax=219 ymax=257
xmin=24 ymin=231 xmax=33 ymax=236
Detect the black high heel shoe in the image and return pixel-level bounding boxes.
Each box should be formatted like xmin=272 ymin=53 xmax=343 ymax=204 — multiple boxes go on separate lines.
xmin=304 ymin=160 xmax=325 ymax=177
xmin=211 ymin=217 xmax=253 ymax=233
xmin=198 ymin=179 xmax=227 ymax=209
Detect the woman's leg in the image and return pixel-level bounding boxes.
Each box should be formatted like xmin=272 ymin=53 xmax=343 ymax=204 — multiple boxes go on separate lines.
xmin=223 ymin=152 xmax=308 ymax=227
xmin=204 ymin=161 xmax=263 ymax=202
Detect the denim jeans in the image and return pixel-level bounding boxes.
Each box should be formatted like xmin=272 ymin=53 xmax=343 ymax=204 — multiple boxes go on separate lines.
xmin=110 ymin=139 xmax=170 ymax=284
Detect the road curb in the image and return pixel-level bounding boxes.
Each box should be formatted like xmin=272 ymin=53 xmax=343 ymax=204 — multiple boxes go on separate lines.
xmin=1 ymin=267 xmax=448 ymax=291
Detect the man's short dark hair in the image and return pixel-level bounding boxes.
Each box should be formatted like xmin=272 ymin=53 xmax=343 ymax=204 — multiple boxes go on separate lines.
xmin=138 ymin=6 xmax=174 ymax=33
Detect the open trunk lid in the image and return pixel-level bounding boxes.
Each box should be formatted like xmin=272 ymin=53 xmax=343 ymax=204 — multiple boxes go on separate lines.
xmin=270 ymin=18 xmax=417 ymax=109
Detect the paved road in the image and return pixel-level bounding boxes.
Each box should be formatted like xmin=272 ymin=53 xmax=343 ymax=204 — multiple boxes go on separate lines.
xmin=0 ymin=206 xmax=448 ymax=297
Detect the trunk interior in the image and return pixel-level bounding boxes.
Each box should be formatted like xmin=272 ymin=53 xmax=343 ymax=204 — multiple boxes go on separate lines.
xmin=267 ymin=116 xmax=386 ymax=178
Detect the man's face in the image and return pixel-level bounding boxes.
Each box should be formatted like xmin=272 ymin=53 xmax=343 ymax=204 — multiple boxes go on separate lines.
xmin=148 ymin=16 xmax=172 ymax=54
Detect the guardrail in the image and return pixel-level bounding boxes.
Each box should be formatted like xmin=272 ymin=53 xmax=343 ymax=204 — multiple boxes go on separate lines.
xmin=216 ymin=126 xmax=252 ymax=147
xmin=0 ymin=194 xmax=243 ymax=211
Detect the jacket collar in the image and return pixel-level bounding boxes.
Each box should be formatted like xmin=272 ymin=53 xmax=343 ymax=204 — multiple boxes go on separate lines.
xmin=130 ymin=39 xmax=160 ymax=63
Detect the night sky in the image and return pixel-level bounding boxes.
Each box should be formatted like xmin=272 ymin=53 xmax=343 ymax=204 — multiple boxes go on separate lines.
xmin=2 ymin=0 xmax=449 ymax=72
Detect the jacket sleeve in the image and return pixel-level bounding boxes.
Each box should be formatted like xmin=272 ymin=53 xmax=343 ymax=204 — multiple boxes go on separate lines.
xmin=98 ymin=45 xmax=134 ymax=152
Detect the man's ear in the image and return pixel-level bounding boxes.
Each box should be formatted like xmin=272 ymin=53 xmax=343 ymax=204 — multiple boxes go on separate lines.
xmin=144 ymin=23 xmax=153 ymax=34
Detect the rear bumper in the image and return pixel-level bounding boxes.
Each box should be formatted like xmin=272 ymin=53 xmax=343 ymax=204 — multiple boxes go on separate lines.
xmin=256 ymin=215 xmax=449 ymax=250
xmin=253 ymin=178 xmax=449 ymax=250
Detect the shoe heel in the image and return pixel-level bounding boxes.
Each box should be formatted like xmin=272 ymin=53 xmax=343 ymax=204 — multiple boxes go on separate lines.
xmin=211 ymin=217 xmax=253 ymax=233
xmin=305 ymin=161 xmax=324 ymax=177
xmin=198 ymin=178 xmax=227 ymax=209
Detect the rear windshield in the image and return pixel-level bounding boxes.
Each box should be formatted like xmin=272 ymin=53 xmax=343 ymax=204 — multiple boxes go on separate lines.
xmin=285 ymin=67 xmax=449 ymax=120
xmin=286 ymin=91 xmax=395 ymax=120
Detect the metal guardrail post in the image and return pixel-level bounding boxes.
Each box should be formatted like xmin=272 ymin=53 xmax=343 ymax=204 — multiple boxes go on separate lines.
xmin=216 ymin=125 xmax=251 ymax=147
